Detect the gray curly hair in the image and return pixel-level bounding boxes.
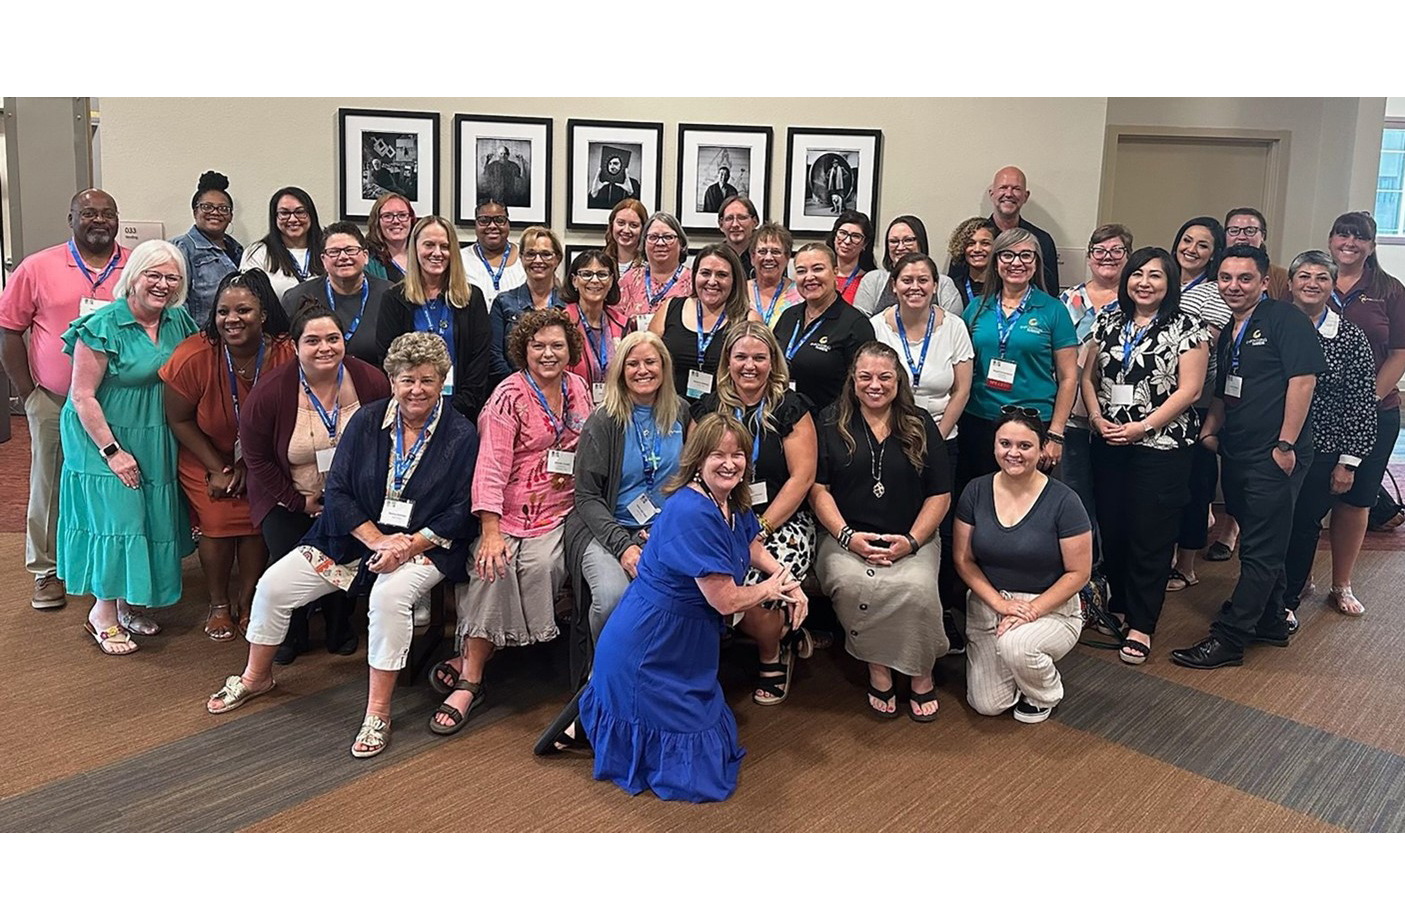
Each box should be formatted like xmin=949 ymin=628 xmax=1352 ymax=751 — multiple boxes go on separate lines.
xmin=383 ymin=331 xmax=451 ymax=381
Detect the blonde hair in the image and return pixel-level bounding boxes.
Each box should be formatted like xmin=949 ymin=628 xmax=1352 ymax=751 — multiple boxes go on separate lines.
xmin=663 ymin=413 xmax=753 ymax=515
xmin=115 ymin=240 xmax=189 ymax=309
xmin=519 ymin=225 xmax=563 ymax=262
xmin=403 ymin=215 xmax=474 ymax=309
xmin=601 ymin=331 xmax=680 ymax=435
xmin=712 ymin=321 xmax=789 ymax=434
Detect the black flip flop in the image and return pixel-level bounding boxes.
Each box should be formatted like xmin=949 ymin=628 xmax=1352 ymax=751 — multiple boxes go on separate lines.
xmin=907 ymin=688 xmax=939 ymax=723
xmin=867 ymin=684 xmax=898 ymax=720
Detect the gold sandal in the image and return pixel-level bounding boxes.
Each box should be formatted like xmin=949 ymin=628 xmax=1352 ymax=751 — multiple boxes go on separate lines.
xmin=207 ymin=674 xmax=276 ymax=714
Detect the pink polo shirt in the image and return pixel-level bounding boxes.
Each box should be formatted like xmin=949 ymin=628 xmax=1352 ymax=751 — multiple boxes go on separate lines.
xmin=0 ymin=241 xmax=130 ymax=396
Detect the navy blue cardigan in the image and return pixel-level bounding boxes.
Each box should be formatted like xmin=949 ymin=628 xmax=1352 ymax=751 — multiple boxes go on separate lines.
xmin=300 ymin=397 xmax=480 ymax=588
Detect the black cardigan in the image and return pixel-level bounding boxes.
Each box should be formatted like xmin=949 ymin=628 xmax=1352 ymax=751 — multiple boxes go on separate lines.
xmin=376 ymin=282 xmax=492 ymax=421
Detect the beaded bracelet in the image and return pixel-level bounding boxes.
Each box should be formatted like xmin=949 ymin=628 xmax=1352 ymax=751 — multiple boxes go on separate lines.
xmin=838 ymin=525 xmax=854 ymax=550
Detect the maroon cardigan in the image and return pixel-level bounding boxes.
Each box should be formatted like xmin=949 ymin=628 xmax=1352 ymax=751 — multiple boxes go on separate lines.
xmin=239 ymin=356 xmax=391 ymax=527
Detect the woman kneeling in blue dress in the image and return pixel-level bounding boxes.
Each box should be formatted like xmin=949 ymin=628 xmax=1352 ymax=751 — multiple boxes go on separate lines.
xmin=576 ymin=413 xmax=807 ymax=802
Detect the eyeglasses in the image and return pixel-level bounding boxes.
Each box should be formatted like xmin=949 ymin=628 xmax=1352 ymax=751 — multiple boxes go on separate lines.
xmin=721 ymin=214 xmax=754 ymax=226
xmin=575 ymin=270 xmax=612 ymax=282
xmin=835 ymin=229 xmax=866 ymax=244
xmin=754 ymin=246 xmax=786 ymax=258
xmin=140 ymin=270 xmax=182 ymax=287
xmin=195 ymin=203 xmax=232 ymax=215
xmin=1000 ymin=405 xmax=1041 ymax=420
xmin=646 ymin=233 xmax=678 ymax=245
xmin=379 ymin=211 xmax=412 ymax=223
xmin=276 ymin=208 xmax=309 ymax=220
xmin=997 ymin=250 xmax=1038 ymax=265
xmin=522 ymin=250 xmax=558 ymax=261
xmin=323 ymin=245 xmax=365 ymax=259
xmin=1090 ymin=245 xmax=1128 ymax=261
xmin=1225 ymin=226 xmax=1263 ymax=239
xmin=888 ymin=235 xmax=919 ymax=248
xmin=78 ymin=208 xmax=119 ymax=220
xmin=475 ymin=215 xmax=509 ymax=227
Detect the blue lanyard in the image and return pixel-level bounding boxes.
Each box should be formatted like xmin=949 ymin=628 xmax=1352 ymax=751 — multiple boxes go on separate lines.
xmin=328 ymin=277 xmax=370 ymax=341
xmin=1183 ymin=274 xmax=1206 ymax=292
xmin=68 ymin=240 xmax=121 ymax=295
xmin=293 ymin=250 xmax=311 ymax=281
xmin=695 ymin=300 xmax=727 ymax=368
xmin=964 ymin=277 xmax=975 ymax=303
xmin=896 ymin=306 xmax=936 ymax=384
xmin=392 ymin=399 xmax=440 ymax=494
xmin=423 ymin=296 xmax=451 ymax=334
xmin=524 ymin=370 xmax=569 ymax=446
xmin=733 ymin=402 xmax=765 ymax=468
xmin=475 ymin=242 xmax=512 ymax=291
xmin=578 ymin=308 xmax=609 ymax=382
xmin=840 ymin=265 xmax=862 ymax=296
xmin=1120 ymin=317 xmax=1152 ymax=377
xmin=1315 ymin=308 xmax=1330 ymax=330
xmin=753 ymin=279 xmax=789 ymax=325
xmin=645 ymin=263 xmax=684 ymax=306
xmin=224 ymin=339 xmax=265 ymax=425
xmin=993 ymin=288 xmax=1033 ymax=359
xmin=632 ymin=411 xmax=663 ymax=487
xmin=785 ymin=308 xmax=828 ymax=360
xmin=1229 ymin=315 xmax=1252 ymax=373
xmin=299 ymin=363 xmax=344 ymax=441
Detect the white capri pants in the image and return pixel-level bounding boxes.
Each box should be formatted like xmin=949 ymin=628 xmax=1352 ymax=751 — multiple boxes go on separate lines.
xmin=246 ymin=550 xmax=444 ymax=671
xmin=965 ymin=589 xmax=1082 ymax=715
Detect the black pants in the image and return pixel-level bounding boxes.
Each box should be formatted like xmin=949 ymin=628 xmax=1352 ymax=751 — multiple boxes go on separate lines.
xmin=938 ymin=436 xmax=962 ymax=613
xmin=1176 ymin=410 xmax=1218 ymax=550
xmin=1092 ymin=441 xmax=1192 ymax=635
xmin=1282 ymin=450 xmax=1342 ymax=611
xmin=1210 ymin=450 xmax=1310 ymax=649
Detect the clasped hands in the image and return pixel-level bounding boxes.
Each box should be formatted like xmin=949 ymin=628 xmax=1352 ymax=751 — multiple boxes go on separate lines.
xmin=762 ymin=567 xmax=808 ymax=628
xmin=368 ymin=532 xmax=416 ymax=573
xmin=995 ymin=595 xmax=1040 ymax=636
xmin=1091 ymin=415 xmax=1150 ymax=446
xmin=846 ymin=531 xmax=912 ymax=566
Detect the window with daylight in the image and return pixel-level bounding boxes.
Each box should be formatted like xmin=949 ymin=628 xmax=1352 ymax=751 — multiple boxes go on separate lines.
xmin=1377 ymin=121 xmax=1405 ymax=239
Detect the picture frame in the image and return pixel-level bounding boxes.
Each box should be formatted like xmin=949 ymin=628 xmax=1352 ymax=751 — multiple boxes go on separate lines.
xmin=675 ymin=123 xmax=773 ymax=232
xmin=566 ymin=118 xmax=664 ymax=231
xmin=783 ymin=127 xmax=883 ymax=236
xmin=453 ymin=114 xmax=553 ymax=228
xmin=338 ymin=108 xmax=440 ymax=221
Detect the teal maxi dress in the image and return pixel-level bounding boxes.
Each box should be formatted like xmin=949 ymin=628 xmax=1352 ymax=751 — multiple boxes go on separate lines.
xmin=57 ymin=299 xmax=198 ymax=606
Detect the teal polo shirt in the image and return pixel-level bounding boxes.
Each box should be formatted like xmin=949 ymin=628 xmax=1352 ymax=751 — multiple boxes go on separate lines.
xmin=964 ymin=288 xmax=1077 ymax=421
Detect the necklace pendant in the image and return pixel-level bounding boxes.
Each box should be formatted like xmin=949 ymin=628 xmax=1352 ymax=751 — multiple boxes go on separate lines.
xmin=873 ymin=482 xmax=885 ymax=498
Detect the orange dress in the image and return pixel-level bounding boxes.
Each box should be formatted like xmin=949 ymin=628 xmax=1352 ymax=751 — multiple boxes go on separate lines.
xmin=159 ymin=334 xmax=294 ymax=537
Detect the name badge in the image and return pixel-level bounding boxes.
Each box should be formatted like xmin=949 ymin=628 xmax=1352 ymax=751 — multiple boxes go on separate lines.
xmin=443 ymin=366 xmax=455 ymax=397
xmin=788 ymin=380 xmax=797 ymax=391
xmin=626 ymin=493 xmax=659 ymax=525
xmin=379 ymin=497 xmax=414 ymax=527
xmin=233 ymin=439 xmax=243 ymax=463
xmin=686 ymin=369 xmax=714 ymax=398
xmin=749 ymin=481 xmax=769 ymax=506
xmin=636 ymin=314 xmax=651 ymax=333
xmin=1110 ymin=384 xmax=1134 ymax=406
xmin=547 ymin=448 xmax=576 ymax=475
xmin=80 ymin=297 xmax=110 ymax=317
xmin=592 ymin=382 xmax=606 ymax=404
xmin=986 ymin=358 xmax=1017 ymax=391
xmin=1225 ymin=374 xmax=1244 ymax=398
xmin=315 ymin=447 xmax=337 ymax=473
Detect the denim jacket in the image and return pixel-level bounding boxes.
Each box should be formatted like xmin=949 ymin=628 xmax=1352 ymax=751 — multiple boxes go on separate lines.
xmin=171 ymin=225 xmax=244 ymax=326
xmin=488 ymin=284 xmax=564 ymax=387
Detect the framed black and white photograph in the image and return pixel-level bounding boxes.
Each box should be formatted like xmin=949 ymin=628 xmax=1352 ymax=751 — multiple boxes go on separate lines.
xmin=454 ymin=114 xmax=552 ymax=227
xmin=783 ymin=127 xmax=883 ymax=235
xmin=676 ymin=124 xmax=773 ymax=231
xmin=566 ymin=119 xmax=664 ymax=231
xmin=338 ymin=108 xmax=440 ymax=221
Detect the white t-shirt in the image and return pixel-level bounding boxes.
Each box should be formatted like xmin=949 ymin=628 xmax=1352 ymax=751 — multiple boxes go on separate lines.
xmin=240 ymin=242 xmax=311 ymax=301
xmin=870 ymin=307 xmax=974 ymax=438
xmin=462 ymin=245 xmax=527 ymax=309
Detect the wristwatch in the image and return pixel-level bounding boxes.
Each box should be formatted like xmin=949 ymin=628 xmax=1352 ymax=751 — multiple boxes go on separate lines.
xmin=100 ymin=441 xmax=120 ymax=459
xmin=1274 ymin=440 xmax=1294 ymax=453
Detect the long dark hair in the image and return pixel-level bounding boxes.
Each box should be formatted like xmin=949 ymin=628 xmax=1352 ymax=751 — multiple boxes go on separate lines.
xmin=834 ymin=341 xmax=928 ymax=470
xmin=204 ymin=268 xmax=291 ymax=343
xmin=1116 ymin=247 xmax=1182 ymax=323
xmin=825 ymin=210 xmax=878 ymax=272
xmin=1171 ymin=216 xmax=1225 ymax=284
xmin=258 ymin=186 xmax=325 ymax=279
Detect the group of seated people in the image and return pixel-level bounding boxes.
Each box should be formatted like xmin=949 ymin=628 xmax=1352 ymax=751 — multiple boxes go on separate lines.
xmin=2 ymin=161 xmax=1401 ymax=803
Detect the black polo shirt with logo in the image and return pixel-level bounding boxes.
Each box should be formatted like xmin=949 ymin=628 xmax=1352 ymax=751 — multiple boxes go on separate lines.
xmin=772 ymin=297 xmax=876 ymax=413
xmin=1214 ymin=297 xmax=1326 ymax=461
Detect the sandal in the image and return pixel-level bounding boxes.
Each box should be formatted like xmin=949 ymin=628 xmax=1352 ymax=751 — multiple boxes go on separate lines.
xmin=907 ymin=688 xmax=939 ymax=723
xmin=118 ymin=606 xmax=161 ymax=635
xmin=427 ymin=659 xmax=459 ymax=696
xmin=1119 ymin=638 xmax=1151 ymax=665
xmin=1329 ymin=586 xmax=1366 ymax=617
xmin=204 ymin=603 xmax=236 ymax=642
xmin=351 ymin=714 xmax=390 ymax=759
xmin=867 ymin=683 xmax=898 ymax=720
xmin=1165 ymin=569 xmax=1199 ymax=592
xmin=1205 ymin=541 xmax=1236 ymax=562
xmin=428 ymin=680 xmax=484 ymax=735
xmin=84 ymin=619 xmax=139 ymax=656
xmin=753 ymin=651 xmax=795 ymax=706
xmin=207 ymin=674 xmax=276 ymax=714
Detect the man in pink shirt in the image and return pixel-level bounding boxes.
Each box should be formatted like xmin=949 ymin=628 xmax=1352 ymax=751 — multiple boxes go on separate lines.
xmin=0 ymin=189 xmax=129 ymax=611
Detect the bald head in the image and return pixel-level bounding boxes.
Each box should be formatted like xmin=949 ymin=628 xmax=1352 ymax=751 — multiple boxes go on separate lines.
xmin=989 ymin=166 xmax=1030 ymax=225
xmin=68 ymin=188 xmax=119 ymax=256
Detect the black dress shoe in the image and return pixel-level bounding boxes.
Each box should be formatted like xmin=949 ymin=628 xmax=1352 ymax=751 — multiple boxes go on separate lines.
xmin=1250 ymin=623 xmax=1292 ymax=647
xmin=1170 ymin=637 xmax=1244 ymax=669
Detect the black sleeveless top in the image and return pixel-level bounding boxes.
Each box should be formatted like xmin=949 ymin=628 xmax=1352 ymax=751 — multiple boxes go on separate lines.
xmin=660 ymin=296 xmax=730 ymax=401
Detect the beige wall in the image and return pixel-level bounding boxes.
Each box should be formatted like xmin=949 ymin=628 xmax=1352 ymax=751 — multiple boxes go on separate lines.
xmin=98 ymin=97 xmax=1109 ymax=270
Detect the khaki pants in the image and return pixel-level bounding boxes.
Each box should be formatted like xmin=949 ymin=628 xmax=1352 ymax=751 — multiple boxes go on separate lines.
xmin=23 ymin=386 xmax=64 ymax=578
xmin=966 ymin=589 xmax=1082 ymax=715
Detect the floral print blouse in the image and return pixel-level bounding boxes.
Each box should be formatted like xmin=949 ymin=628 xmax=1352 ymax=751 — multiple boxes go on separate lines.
xmin=1088 ymin=308 xmax=1209 ymax=450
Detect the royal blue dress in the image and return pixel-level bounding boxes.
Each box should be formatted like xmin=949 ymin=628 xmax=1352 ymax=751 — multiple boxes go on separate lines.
xmin=580 ymin=486 xmax=758 ymax=802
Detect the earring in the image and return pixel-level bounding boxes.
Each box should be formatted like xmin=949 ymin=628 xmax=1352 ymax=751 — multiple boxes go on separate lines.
xmin=693 ymin=471 xmax=703 ymax=484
